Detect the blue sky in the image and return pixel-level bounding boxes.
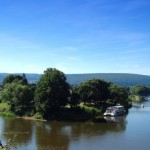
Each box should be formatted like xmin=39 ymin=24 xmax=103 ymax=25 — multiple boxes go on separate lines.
xmin=0 ymin=0 xmax=150 ymax=75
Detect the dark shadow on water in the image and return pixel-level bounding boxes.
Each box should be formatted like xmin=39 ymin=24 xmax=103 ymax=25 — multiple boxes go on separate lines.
xmin=2 ymin=117 xmax=33 ymax=148
xmin=35 ymin=122 xmax=70 ymax=150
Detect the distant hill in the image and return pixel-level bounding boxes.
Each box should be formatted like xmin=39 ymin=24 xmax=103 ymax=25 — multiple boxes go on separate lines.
xmin=66 ymin=73 xmax=150 ymax=87
xmin=1 ymin=73 xmax=150 ymax=87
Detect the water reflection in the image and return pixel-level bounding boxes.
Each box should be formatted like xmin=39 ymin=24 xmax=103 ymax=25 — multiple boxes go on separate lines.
xmin=0 ymin=114 xmax=127 ymax=150
xmin=35 ymin=116 xmax=127 ymax=150
xmin=35 ymin=122 xmax=70 ymax=150
xmin=2 ymin=118 xmax=33 ymax=148
xmin=0 ymin=102 xmax=150 ymax=150
xmin=70 ymin=117 xmax=126 ymax=138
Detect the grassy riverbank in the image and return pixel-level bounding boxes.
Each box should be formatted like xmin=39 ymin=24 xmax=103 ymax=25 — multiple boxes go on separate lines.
xmin=0 ymin=103 xmax=10 ymax=111
xmin=0 ymin=102 xmax=104 ymax=122
xmin=129 ymin=95 xmax=144 ymax=102
xmin=0 ymin=103 xmax=15 ymax=117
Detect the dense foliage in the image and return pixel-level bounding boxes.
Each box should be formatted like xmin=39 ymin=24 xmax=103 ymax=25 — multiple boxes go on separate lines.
xmin=130 ymin=85 xmax=150 ymax=96
xmin=78 ymin=79 xmax=110 ymax=104
xmin=0 ymin=83 xmax=33 ymax=115
xmin=34 ymin=68 xmax=70 ymax=118
xmin=3 ymin=74 xmax=28 ymax=86
xmin=0 ymin=68 xmax=132 ymax=120
xmin=69 ymin=86 xmax=80 ymax=108
xmin=109 ymin=84 xmax=128 ymax=106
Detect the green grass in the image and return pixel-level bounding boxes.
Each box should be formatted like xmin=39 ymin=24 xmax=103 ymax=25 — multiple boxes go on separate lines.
xmin=0 ymin=103 xmax=10 ymax=111
xmin=33 ymin=112 xmax=43 ymax=120
xmin=80 ymin=103 xmax=101 ymax=115
xmin=0 ymin=111 xmax=15 ymax=117
xmin=0 ymin=103 xmax=15 ymax=117
xmin=129 ymin=95 xmax=143 ymax=102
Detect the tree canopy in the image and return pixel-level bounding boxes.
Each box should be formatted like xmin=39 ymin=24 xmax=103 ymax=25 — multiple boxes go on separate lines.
xmin=109 ymin=84 xmax=128 ymax=106
xmin=130 ymin=85 xmax=150 ymax=96
xmin=0 ymin=82 xmax=33 ymax=115
xmin=3 ymin=74 xmax=28 ymax=86
xmin=34 ymin=68 xmax=70 ymax=117
xmin=78 ymin=79 xmax=110 ymax=104
xmin=69 ymin=86 xmax=80 ymax=108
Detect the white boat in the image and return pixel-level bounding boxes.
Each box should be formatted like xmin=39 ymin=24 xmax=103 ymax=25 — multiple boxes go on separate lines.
xmin=103 ymin=106 xmax=126 ymax=116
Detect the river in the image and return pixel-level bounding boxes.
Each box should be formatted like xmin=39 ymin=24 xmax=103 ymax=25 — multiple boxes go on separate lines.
xmin=0 ymin=101 xmax=150 ymax=150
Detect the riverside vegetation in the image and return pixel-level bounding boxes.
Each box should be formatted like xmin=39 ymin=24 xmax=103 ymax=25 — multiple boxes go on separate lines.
xmin=0 ymin=68 xmax=133 ymax=122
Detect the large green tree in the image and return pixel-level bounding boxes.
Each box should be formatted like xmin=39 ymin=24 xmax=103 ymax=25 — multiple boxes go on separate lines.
xmin=34 ymin=68 xmax=70 ymax=117
xmin=109 ymin=84 xmax=128 ymax=106
xmin=69 ymin=86 xmax=80 ymax=108
xmin=78 ymin=78 xmax=110 ymax=104
xmin=0 ymin=82 xmax=33 ymax=115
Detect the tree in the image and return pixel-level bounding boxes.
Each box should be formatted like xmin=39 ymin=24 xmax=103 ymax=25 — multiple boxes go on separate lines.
xmin=34 ymin=68 xmax=70 ymax=117
xmin=109 ymin=84 xmax=128 ymax=106
xmin=130 ymin=85 xmax=150 ymax=96
xmin=78 ymin=79 xmax=110 ymax=104
xmin=69 ymin=86 xmax=80 ymax=108
xmin=0 ymin=82 xmax=33 ymax=115
xmin=3 ymin=74 xmax=28 ymax=86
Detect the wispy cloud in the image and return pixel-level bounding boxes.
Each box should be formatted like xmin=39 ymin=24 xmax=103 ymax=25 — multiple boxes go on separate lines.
xmin=116 ymin=63 xmax=150 ymax=75
xmin=120 ymin=47 xmax=150 ymax=55
xmin=0 ymin=33 xmax=38 ymax=49
xmin=62 ymin=46 xmax=78 ymax=52
xmin=67 ymin=56 xmax=80 ymax=61
xmin=45 ymin=46 xmax=79 ymax=55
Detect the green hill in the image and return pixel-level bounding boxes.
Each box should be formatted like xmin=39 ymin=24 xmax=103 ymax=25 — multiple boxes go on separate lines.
xmin=1 ymin=73 xmax=150 ymax=87
xmin=66 ymin=73 xmax=150 ymax=87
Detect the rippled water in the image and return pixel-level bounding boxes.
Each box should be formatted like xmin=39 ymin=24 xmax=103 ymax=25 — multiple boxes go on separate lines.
xmin=0 ymin=101 xmax=150 ymax=150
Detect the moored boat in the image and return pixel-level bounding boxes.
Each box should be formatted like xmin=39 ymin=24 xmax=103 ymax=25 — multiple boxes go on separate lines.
xmin=103 ymin=106 xmax=126 ymax=116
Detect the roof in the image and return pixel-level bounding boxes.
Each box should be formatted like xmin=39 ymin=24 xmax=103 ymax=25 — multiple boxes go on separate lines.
xmin=107 ymin=106 xmax=124 ymax=109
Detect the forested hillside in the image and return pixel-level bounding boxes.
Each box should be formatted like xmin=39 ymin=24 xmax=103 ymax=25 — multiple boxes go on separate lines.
xmin=1 ymin=73 xmax=150 ymax=87
xmin=66 ymin=73 xmax=150 ymax=86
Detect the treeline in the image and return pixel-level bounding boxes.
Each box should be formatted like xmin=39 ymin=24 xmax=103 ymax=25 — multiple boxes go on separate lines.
xmin=0 ymin=68 xmax=131 ymax=120
xmin=130 ymin=85 xmax=150 ymax=96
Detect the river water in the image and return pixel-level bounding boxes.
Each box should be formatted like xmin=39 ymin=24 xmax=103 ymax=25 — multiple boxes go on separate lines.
xmin=0 ymin=101 xmax=150 ymax=150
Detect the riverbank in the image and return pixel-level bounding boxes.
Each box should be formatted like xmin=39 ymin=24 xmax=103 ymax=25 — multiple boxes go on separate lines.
xmin=0 ymin=103 xmax=104 ymax=122
xmin=16 ymin=116 xmax=47 ymax=122
xmin=130 ymin=95 xmax=145 ymax=102
xmin=0 ymin=102 xmax=130 ymax=122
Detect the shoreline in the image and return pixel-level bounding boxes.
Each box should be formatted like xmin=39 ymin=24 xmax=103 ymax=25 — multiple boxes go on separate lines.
xmin=16 ymin=116 xmax=47 ymax=122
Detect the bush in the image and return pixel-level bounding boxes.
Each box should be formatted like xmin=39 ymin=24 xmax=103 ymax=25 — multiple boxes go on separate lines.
xmin=0 ymin=111 xmax=15 ymax=117
xmin=34 ymin=112 xmax=43 ymax=120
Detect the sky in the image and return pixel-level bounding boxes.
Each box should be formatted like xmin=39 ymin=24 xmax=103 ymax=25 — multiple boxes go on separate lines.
xmin=0 ymin=0 xmax=150 ymax=75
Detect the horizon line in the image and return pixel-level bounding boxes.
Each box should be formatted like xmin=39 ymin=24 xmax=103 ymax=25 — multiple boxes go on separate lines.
xmin=0 ymin=72 xmax=150 ymax=76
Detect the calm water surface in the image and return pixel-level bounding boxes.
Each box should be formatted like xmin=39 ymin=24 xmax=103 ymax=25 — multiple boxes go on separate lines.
xmin=0 ymin=101 xmax=150 ymax=150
